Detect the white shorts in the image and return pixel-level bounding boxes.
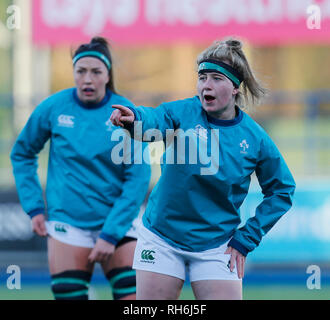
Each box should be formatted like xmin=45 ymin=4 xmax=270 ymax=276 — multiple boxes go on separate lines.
xmin=46 ymin=218 xmax=139 ymax=248
xmin=133 ymin=224 xmax=240 ymax=282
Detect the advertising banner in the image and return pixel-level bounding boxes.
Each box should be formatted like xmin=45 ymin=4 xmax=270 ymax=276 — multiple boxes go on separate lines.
xmin=242 ymin=181 xmax=330 ymax=263
xmin=33 ymin=0 xmax=330 ymax=46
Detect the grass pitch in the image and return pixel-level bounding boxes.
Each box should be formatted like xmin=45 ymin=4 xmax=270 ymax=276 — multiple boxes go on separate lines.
xmin=0 ymin=284 xmax=329 ymax=300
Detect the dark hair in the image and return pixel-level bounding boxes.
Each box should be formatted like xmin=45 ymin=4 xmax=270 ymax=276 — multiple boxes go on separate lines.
xmin=72 ymin=37 xmax=116 ymax=93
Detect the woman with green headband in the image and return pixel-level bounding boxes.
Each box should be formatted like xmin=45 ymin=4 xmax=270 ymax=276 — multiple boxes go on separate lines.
xmin=10 ymin=37 xmax=151 ymax=300
xmin=110 ymin=37 xmax=295 ymax=300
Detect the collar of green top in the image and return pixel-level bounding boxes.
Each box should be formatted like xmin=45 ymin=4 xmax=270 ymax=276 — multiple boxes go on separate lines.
xmin=198 ymin=59 xmax=243 ymax=88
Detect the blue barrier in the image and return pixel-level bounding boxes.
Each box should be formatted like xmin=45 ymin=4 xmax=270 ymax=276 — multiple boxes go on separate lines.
xmin=241 ymin=180 xmax=330 ymax=263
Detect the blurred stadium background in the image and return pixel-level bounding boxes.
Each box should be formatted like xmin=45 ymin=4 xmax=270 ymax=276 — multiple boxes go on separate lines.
xmin=0 ymin=0 xmax=329 ymax=300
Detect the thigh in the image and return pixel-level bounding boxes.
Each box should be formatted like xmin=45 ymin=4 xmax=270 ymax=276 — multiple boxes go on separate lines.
xmin=188 ymin=240 xmax=240 ymax=283
xmin=48 ymin=236 xmax=94 ymax=275
xmin=101 ymin=240 xmax=137 ymax=300
xmin=191 ymin=279 xmax=242 ymax=300
xmin=101 ymin=240 xmax=137 ymax=274
xmin=136 ymin=270 xmax=184 ymax=300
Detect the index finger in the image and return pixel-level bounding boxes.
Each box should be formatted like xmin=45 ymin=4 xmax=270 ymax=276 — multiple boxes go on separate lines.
xmin=237 ymin=255 xmax=245 ymax=279
xmin=38 ymin=221 xmax=48 ymax=237
xmin=112 ymin=104 xmax=131 ymax=113
xmin=88 ymin=250 xmax=97 ymax=263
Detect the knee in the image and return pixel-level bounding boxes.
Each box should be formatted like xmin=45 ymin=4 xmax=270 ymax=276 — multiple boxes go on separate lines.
xmin=106 ymin=267 xmax=136 ymax=300
xmin=51 ymin=270 xmax=92 ymax=300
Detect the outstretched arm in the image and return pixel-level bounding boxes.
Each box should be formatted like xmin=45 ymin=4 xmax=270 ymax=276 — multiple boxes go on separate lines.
xmin=110 ymin=101 xmax=180 ymax=142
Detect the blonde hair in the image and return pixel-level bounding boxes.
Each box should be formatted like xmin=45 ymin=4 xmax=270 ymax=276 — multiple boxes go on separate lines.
xmin=197 ymin=37 xmax=267 ymax=107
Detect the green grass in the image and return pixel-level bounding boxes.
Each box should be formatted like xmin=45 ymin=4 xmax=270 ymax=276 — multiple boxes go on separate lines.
xmin=0 ymin=284 xmax=329 ymax=300
xmin=180 ymin=285 xmax=330 ymax=300
xmin=243 ymin=285 xmax=330 ymax=300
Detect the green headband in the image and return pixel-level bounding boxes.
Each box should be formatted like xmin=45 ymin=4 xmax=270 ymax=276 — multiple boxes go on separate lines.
xmin=198 ymin=61 xmax=241 ymax=88
xmin=73 ymin=51 xmax=111 ymax=70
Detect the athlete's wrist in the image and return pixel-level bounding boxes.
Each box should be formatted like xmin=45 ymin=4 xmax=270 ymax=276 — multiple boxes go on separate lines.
xmin=28 ymin=208 xmax=45 ymax=219
xmin=99 ymin=232 xmax=118 ymax=246
xmin=227 ymin=238 xmax=249 ymax=256
xmin=123 ymin=106 xmax=137 ymax=131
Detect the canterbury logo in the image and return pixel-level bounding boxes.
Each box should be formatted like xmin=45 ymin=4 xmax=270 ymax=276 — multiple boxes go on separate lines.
xmin=54 ymin=224 xmax=67 ymax=233
xmin=58 ymin=114 xmax=75 ymax=128
xmin=141 ymin=250 xmax=155 ymax=261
